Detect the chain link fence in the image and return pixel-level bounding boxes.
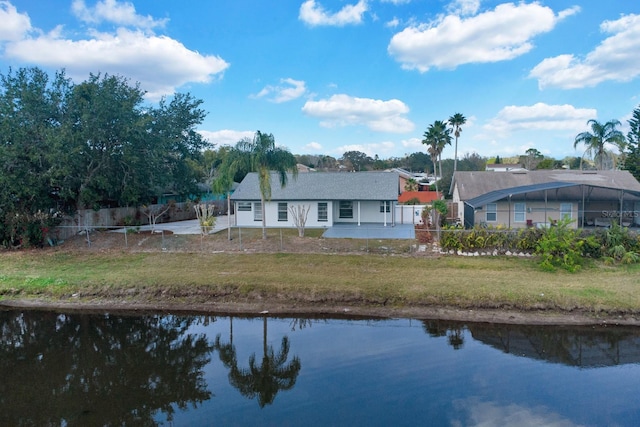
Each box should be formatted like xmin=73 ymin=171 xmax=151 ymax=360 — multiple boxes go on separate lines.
xmin=50 ymin=224 xmax=435 ymax=256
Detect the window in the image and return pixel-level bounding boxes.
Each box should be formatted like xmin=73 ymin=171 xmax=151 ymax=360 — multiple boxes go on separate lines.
xmin=278 ymin=203 xmax=288 ymax=221
xmin=514 ymin=203 xmax=526 ymax=222
xmin=318 ymin=202 xmax=328 ymax=222
xmin=486 ymin=203 xmax=497 ymax=222
xmin=238 ymin=202 xmax=251 ymax=212
xmin=380 ymin=201 xmax=391 ymax=213
xmin=339 ymin=201 xmax=353 ymax=219
xmin=253 ymin=202 xmax=262 ymax=221
xmin=560 ymin=203 xmax=572 ymax=220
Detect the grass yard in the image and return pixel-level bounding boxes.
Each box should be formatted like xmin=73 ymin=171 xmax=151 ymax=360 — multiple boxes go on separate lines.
xmin=2 ymin=248 xmax=640 ymax=323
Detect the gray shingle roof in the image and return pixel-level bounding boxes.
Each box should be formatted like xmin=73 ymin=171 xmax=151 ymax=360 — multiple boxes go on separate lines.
xmin=231 ymin=171 xmax=400 ymax=201
xmin=453 ymin=170 xmax=640 ymax=201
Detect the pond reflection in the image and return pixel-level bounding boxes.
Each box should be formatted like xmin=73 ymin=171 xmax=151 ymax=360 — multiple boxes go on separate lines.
xmin=0 ymin=310 xmax=213 ymax=426
xmin=467 ymin=322 xmax=640 ymax=368
xmin=1 ymin=310 xmax=640 ymax=426
xmin=213 ymin=316 xmax=301 ymax=407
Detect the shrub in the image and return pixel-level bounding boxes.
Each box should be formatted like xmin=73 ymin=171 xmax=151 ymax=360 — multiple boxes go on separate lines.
xmin=535 ymin=219 xmax=584 ymax=272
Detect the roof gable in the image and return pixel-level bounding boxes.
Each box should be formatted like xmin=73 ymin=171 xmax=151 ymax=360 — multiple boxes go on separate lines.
xmin=231 ymin=171 xmax=400 ymax=201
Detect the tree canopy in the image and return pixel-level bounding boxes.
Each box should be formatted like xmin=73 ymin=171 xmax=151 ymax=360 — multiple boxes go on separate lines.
xmin=0 ymin=67 xmax=208 ymax=247
xmin=215 ymin=131 xmax=297 ymax=239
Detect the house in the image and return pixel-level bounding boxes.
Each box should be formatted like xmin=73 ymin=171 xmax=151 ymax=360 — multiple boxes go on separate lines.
xmin=485 ymin=163 xmax=526 ymax=172
xmin=451 ymin=170 xmax=640 ymax=229
xmin=230 ymin=171 xmax=400 ymax=228
xmin=389 ymin=168 xmax=436 ymax=192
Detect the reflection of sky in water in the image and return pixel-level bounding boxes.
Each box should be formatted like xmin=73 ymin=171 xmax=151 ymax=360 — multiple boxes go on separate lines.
xmin=171 ymin=317 xmax=640 ymax=426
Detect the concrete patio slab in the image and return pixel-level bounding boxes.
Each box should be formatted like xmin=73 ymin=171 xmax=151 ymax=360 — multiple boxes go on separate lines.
xmin=322 ymin=223 xmax=415 ymax=239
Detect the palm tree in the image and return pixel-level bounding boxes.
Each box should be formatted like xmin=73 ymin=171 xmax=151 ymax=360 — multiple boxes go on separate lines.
xmin=574 ymin=119 xmax=625 ymax=170
xmin=422 ymin=128 xmax=440 ymax=194
xmin=422 ymin=120 xmax=452 ymax=194
xmin=404 ymin=178 xmax=418 ymax=192
xmin=214 ymin=316 xmax=301 ymax=408
xmin=448 ymin=113 xmax=466 ymax=174
xmin=217 ymin=131 xmax=298 ymax=239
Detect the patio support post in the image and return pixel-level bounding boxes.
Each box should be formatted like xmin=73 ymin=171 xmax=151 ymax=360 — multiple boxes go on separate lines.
xmin=544 ymin=190 xmax=548 ymax=225
xmin=581 ymin=185 xmax=586 ymax=228
xmin=619 ymin=190 xmax=624 ymax=226
xmin=508 ymin=194 xmax=512 ymax=229
xmin=383 ymin=201 xmax=388 ymax=227
xmin=357 ymin=201 xmax=361 ymax=226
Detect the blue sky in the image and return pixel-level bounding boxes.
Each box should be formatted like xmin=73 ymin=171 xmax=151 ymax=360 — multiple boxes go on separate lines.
xmin=1 ymin=0 xmax=639 ymax=161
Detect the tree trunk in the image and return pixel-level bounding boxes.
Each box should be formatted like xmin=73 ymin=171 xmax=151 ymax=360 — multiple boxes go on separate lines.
xmin=261 ymin=193 xmax=267 ymax=239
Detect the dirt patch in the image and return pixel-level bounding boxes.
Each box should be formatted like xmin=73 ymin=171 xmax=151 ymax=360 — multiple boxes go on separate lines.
xmin=3 ymin=297 xmax=638 ymax=326
xmin=50 ymin=228 xmax=436 ymax=256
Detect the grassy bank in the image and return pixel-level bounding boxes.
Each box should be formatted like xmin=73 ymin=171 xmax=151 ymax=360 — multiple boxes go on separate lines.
xmin=2 ymin=251 xmax=640 ymax=320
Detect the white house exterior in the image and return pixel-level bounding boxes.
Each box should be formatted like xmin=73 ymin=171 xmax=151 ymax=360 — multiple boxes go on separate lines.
xmin=451 ymin=170 xmax=640 ymax=229
xmin=230 ymin=171 xmax=400 ymax=228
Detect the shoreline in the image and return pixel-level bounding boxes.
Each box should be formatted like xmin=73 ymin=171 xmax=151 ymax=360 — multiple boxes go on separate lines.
xmin=3 ymin=298 xmax=640 ymax=327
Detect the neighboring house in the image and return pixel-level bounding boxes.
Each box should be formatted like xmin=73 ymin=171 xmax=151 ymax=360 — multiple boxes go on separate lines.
xmin=231 ymin=171 xmax=400 ymax=228
xmin=297 ymin=163 xmax=316 ymax=173
xmin=451 ymin=170 xmax=640 ymax=229
xmin=388 ymin=167 xmax=436 ymax=192
xmin=485 ymin=163 xmax=527 ymax=172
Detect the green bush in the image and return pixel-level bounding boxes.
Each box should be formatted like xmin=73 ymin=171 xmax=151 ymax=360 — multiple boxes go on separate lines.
xmin=535 ymin=219 xmax=584 ymax=272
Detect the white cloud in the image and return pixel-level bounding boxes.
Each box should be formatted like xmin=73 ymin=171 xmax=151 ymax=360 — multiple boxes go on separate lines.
xmin=304 ymin=141 xmax=323 ymax=151
xmin=4 ymin=27 xmax=229 ymax=100
xmin=530 ymin=13 xmax=640 ymax=89
xmin=446 ymin=0 xmax=480 ymax=16
xmin=252 ymin=78 xmax=307 ymax=103
xmin=299 ymin=0 xmax=368 ymax=27
xmin=401 ymin=136 xmax=423 ymax=150
xmin=452 ymin=398 xmax=580 ymax=427
xmin=72 ymin=0 xmax=167 ymax=30
xmin=198 ymin=130 xmax=255 ymax=147
xmin=335 ymin=141 xmax=396 ymax=157
xmin=302 ymin=94 xmax=414 ymax=133
xmin=0 ymin=1 xmax=31 ymax=41
xmin=385 ymin=17 xmax=400 ymax=29
xmin=388 ymin=3 xmax=579 ymax=72
xmin=483 ymin=103 xmax=596 ymax=137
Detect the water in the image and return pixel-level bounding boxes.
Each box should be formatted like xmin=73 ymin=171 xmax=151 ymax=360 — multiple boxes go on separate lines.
xmin=1 ymin=310 xmax=640 ymax=426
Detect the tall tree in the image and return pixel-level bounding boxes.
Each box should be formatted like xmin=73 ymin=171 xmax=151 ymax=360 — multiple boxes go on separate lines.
xmin=624 ymin=105 xmax=640 ymax=180
xmin=448 ymin=113 xmax=466 ymax=174
xmin=214 ymin=317 xmax=301 ymax=408
xmin=422 ymin=120 xmax=451 ymax=195
xmin=340 ymin=150 xmax=373 ymax=171
xmin=217 ymin=131 xmax=298 ymax=239
xmin=0 ymin=67 xmax=71 ymax=246
xmin=574 ymin=119 xmax=625 ymax=170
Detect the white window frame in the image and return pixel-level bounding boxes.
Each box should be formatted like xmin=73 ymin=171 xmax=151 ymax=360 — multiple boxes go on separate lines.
xmin=253 ymin=202 xmax=262 ymax=221
xmin=514 ymin=202 xmax=526 ymax=223
xmin=318 ymin=202 xmax=328 ymax=222
xmin=278 ymin=202 xmax=288 ymax=221
xmin=339 ymin=201 xmax=353 ymax=219
xmin=560 ymin=203 xmax=572 ymax=220
xmin=379 ymin=201 xmax=391 ymax=213
xmin=237 ymin=202 xmax=251 ymax=212
xmin=486 ymin=203 xmax=497 ymax=222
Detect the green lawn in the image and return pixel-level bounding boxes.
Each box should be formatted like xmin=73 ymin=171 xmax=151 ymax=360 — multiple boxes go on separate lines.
xmin=2 ymin=251 xmax=639 ymax=317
